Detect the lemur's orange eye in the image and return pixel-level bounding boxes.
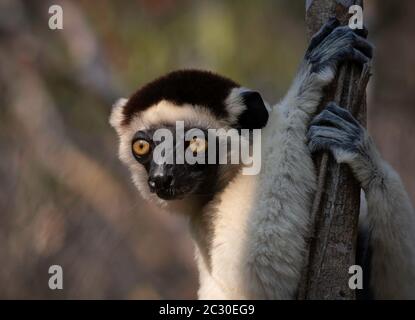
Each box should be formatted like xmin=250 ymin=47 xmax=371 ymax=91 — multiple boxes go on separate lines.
xmin=188 ymin=137 xmax=207 ymax=154
xmin=132 ymin=139 xmax=150 ymax=156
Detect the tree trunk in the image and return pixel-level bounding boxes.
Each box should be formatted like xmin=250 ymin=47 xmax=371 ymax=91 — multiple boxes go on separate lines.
xmin=298 ymin=0 xmax=370 ymax=299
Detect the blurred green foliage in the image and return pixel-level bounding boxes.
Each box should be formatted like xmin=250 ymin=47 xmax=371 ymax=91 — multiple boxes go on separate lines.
xmin=0 ymin=0 xmax=309 ymax=299
xmin=1 ymin=0 xmax=414 ymax=300
xmin=82 ymin=0 xmax=306 ymax=101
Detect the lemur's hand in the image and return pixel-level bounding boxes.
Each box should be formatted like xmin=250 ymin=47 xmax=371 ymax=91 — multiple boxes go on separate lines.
xmin=287 ymin=19 xmax=373 ymax=116
xmin=307 ymin=102 xmax=383 ymax=190
xmin=305 ymin=17 xmax=373 ymax=83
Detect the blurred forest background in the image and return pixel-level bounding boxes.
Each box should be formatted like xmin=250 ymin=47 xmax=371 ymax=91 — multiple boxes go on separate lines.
xmin=0 ymin=0 xmax=414 ymax=299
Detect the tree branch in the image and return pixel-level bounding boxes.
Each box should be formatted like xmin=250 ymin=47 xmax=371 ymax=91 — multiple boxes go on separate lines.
xmin=298 ymin=0 xmax=372 ymax=300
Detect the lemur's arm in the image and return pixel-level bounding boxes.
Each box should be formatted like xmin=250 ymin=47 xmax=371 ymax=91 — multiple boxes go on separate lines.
xmin=308 ymin=103 xmax=415 ymax=299
xmin=244 ymin=19 xmax=373 ymax=299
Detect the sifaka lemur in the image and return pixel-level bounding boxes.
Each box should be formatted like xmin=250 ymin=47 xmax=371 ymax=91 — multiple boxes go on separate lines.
xmin=110 ymin=18 xmax=415 ymax=299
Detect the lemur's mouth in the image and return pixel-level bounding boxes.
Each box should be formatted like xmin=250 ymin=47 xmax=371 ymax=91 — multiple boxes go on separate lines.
xmin=156 ymin=188 xmax=186 ymax=200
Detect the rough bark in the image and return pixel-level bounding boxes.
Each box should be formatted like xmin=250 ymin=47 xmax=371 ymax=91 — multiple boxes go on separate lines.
xmin=298 ymin=0 xmax=370 ymax=299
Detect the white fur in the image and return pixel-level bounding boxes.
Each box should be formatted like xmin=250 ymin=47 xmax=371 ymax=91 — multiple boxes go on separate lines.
xmin=111 ymin=62 xmax=415 ymax=299
xmin=110 ymin=62 xmax=339 ymax=299
xmin=195 ymin=62 xmax=415 ymax=299
xmin=224 ymin=87 xmax=249 ymax=125
xmin=194 ymin=63 xmax=328 ymax=299
xmin=109 ymin=97 xmax=128 ymax=134
xmin=337 ymin=134 xmax=415 ymax=299
xmin=365 ymin=163 xmax=415 ymax=299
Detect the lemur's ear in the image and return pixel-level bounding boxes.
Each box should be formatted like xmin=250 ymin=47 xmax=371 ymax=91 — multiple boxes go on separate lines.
xmin=238 ymin=91 xmax=269 ymax=129
xmin=109 ymin=98 xmax=128 ymax=133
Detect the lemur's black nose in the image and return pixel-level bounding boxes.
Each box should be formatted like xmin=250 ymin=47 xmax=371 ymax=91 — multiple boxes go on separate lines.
xmin=148 ymin=174 xmax=173 ymax=192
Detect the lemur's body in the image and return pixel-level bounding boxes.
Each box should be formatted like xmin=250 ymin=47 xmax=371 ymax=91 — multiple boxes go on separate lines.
xmin=111 ymin=19 xmax=415 ymax=299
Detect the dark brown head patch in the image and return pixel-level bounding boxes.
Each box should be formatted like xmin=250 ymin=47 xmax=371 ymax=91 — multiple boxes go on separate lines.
xmin=121 ymin=69 xmax=240 ymax=126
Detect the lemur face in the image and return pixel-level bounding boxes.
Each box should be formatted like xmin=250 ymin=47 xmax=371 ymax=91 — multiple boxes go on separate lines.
xmin=110 ymin=70 xmax=268 ymax=204
xmin=128 ymin=124 xmax=220 ymax=201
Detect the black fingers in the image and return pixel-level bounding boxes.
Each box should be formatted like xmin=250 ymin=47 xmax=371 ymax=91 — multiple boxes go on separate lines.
xmin=307 ymin=129 xmax=343 ymax=153
xmin=307 ymin=17 xmax=340 ymax=55
xmin=325 ymin=102 xmax=360 ymax=126
xmin=307 ymin=125 xmax=344 ymax=143
xmin=341 ymin=48 xmax=370 ymax=66
xmin=352 ymin=31 xmax=373 ymax=59
xmin=308 ymin=103 xmax=365 ymax=155
xmin=310 ymin=102 xmax=361 ymax=133
xmin=333 ymin=26 xmax=373 ymax=62
xmin=353 ymin=26 xmax=368 ymax=39
xmin=307 ymin=18 xmax=374 ymax=71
